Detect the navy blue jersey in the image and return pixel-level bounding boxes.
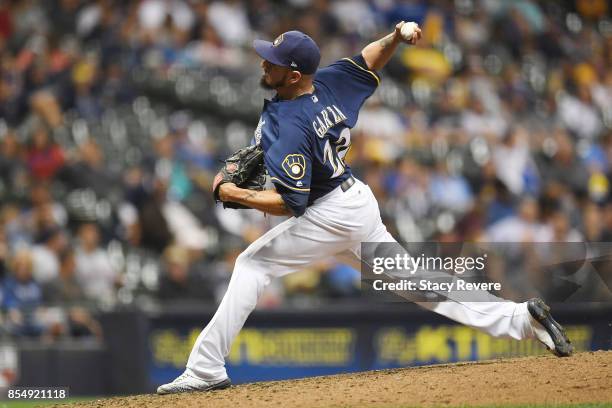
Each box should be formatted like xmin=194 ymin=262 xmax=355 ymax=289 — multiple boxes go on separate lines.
xmin=254 ymin=54 xmax=380 ymax=217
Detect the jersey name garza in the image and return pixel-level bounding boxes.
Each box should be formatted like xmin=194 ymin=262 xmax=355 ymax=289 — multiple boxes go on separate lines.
xmin=256 ymin=54 xmax=380 ymax=217
xmin=312 ymin=105 xmax=347 ymax=138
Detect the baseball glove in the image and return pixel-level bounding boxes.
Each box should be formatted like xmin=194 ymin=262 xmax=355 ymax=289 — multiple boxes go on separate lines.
xmin=212 ymin=144 xmax=266 ymax=209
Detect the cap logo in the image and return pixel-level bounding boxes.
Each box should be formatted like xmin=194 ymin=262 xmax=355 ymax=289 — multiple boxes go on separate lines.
xmin=272 ymin=34 xmax=284 ymax=47
xmin=290 ymin=61 xmax=298 ymax=68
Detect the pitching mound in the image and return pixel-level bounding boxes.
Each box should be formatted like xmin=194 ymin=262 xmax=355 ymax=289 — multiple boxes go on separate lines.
xmin=60 ymin=351 xmax=611 ymax=407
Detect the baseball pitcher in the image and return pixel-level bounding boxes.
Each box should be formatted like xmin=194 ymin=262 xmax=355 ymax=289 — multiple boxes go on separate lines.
xmin=157 ymin=22 xmax=572 ymax=394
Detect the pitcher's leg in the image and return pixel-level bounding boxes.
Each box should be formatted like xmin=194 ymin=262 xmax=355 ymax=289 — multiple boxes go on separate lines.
xmin=185 ymin=210 xmax=363 ymax=381
xmin=184 ymin=217 xmax=298 ymax=380
xmin=185 ymin=250 xmax=274 ymax=380
xmin=417 ymin=301 xmax=535 ymax=340
xmin=363 ymin=222 xmax=544 ymax=344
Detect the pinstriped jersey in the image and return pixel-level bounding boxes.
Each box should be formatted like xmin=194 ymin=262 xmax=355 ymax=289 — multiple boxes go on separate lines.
xmin=255 ymin=54 xmax=380 ymax=216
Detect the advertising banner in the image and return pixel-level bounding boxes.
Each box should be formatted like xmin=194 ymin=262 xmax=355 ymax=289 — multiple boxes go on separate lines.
xmin=147 ymin=305 xmax=611 ymax=386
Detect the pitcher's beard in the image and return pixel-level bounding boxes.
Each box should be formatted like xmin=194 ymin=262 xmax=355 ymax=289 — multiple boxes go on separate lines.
xmin=260 ymin=74 xmax=288 ymax=90
xmin=259 ymin=76 xmax=274 ymax=90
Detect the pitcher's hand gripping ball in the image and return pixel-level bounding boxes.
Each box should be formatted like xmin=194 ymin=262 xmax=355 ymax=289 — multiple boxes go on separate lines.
xmin=397 ymin=21 xmax=421 ymax=44
xmin=212 ymin=144 xmax=267 ymax=209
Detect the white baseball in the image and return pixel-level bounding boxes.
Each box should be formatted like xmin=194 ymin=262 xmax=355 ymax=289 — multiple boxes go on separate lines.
xmin=400 ymin=22 xmax=419 ymax=41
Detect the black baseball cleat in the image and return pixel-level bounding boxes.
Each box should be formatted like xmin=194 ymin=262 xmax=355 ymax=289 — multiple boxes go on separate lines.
xmin=527 ymin=298 xmax=573 ymax=357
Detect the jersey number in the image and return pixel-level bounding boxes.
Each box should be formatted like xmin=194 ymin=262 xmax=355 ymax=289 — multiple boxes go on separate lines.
xmin=323 ymin=128 xmax=351 ymax=178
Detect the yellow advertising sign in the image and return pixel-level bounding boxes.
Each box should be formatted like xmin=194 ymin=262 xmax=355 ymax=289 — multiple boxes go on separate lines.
xmin=376 ymin=325 xmax=592 ymax=365
xmin=151 ymin=328 xmax=355 ymax=368
xmin=150 ymin=324 xmax=592 ymax=369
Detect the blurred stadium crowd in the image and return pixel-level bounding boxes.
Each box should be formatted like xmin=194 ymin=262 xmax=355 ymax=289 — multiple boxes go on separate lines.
xmin=0 ymin=0 xmax=611 ymax=340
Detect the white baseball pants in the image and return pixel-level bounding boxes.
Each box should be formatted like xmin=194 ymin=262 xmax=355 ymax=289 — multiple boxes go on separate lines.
xmin=185 ymin=178 xmax=549 ymax=381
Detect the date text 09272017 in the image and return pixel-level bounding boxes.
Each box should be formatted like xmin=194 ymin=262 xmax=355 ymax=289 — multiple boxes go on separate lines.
xmin=5 ymin=387 xmax=69 ymax=400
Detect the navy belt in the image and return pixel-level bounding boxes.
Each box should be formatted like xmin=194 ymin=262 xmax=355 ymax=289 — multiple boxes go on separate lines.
xmin=340 ymin=176 xmax=355 ymax=192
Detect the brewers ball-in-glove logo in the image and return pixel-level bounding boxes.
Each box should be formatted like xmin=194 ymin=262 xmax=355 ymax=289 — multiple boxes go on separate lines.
xmin=282 ymin=154 xmax=306 ymax=180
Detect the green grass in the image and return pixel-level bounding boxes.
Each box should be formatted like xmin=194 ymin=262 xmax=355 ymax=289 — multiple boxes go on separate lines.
xmin=416 ymin=405 xmax=612 ymax=408
xmin=380 ymin=405 xmax=612 ymax=408
xmin=355 ymin=404 xmax=612 ymax=408
xmin=0 ymin=397 xmax=96 ymax=408
xmin=458 ymin=405 xmax=612 ymax=408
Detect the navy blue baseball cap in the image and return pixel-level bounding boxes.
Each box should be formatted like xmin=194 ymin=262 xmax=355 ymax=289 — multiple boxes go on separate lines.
xmin=253 ymin=31 xmax=321 ymax=75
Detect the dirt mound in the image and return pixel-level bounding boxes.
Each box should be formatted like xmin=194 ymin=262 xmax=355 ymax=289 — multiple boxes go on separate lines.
xmin=60 ymin=351 xmax=611 ymax=407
